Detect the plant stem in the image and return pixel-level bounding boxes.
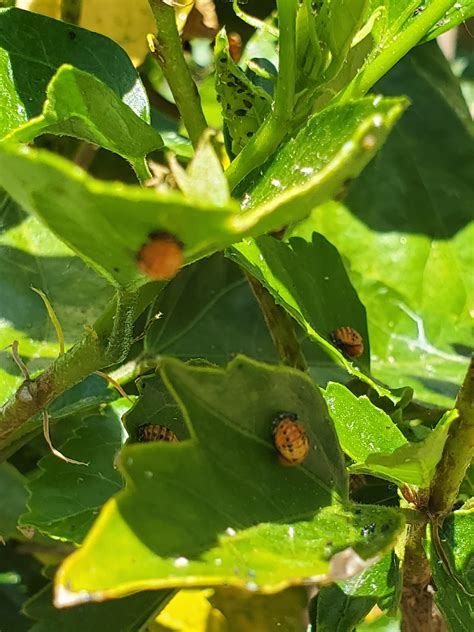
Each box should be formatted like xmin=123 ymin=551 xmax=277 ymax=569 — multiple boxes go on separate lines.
xmin=0 ymin=283 xmax=161 ymax=451
xmin=400 ymin=520 xmax=438 ymax=632
xmin=429 ymin=356 xmax=474 ymax=517
xmin=147 ymin=0 xmax=207 ymax=147
xmin=245 ymin=272 xmax=307 ymax=372
xmin=225 ymin=0 xmax=298 ymax=190
xmin=339 ymin=0 xmax=455 ymax=101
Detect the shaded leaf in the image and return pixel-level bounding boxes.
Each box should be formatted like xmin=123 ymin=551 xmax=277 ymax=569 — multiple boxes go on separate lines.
xmin=0 ymin=7 xmax=149 ymax=139
xmin=426 ymin=509 xmax=474 ymax=631
xmin=144 ymin=253 xmax=348 ymax=386
xmin=19 ymin=402 xmax=127 ymax=544
xmin=0 ymin=374 xmax=117 ymax=462
xmin=0 ymin=142 xmax=241 ymax=288
xmin=215 ymin=29 xmax=271 ymax=157
xmin=0 ymin=462 xmax=28 ymax=540
xmin=50 ymin=357 xmax=414 ymax=604
xmin=7 ymin=65 xmax=163 ymax=181
xmin=313 ymin=552 xmax=400 ymax=631
xmin=0 ymin=542 xmax=47 ymax=632
xmin=0 ymin=191 xmax=112 ymax=412
xmin=25 ymin=583 xmax=173 ymax=632
xmin=210 ymin=586 xmax=308 ymax=632
xmin=290 ymin=44 xmax=474 ymax=406
xmin=144 ymin=254 xmax=278 ymax=365
xmin=229 ymin=234 xmax=400 ymax=401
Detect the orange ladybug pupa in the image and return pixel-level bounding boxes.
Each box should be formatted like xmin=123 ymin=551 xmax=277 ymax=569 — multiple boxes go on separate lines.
xmin=137 ymin=424 xmax=178 ymax=443
xmin=273 ymin=413 xmax=309 ymax=466
xmin=331 ymin=326 xmax=364 ymax=358
xmin=137 ymin=232 xmax=183 ymax=280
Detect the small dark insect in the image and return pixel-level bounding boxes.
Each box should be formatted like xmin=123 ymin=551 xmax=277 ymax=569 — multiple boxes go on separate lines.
xmin=137 ymin=232 xmax=183 ymax=280
xmin=331 ymin=326 xmax=364 ymax=358
xmin=137 ymin=424 xmax=178 ymax=443
xmin=273 ymin=413 xmax=309 ymax=465
xmin=234 ymin=108 xmax=247 ymax=117
xmin=68 ymin=31 xmax=77 ymax=40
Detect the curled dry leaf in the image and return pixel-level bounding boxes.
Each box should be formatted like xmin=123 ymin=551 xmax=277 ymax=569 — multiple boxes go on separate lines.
xmin=181 ymin=0 xmax=219 ymax=42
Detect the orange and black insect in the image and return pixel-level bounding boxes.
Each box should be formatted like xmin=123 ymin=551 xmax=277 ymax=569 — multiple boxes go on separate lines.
xmin=331 ymin=326 xmax=364 ymax=358
xmin=137 ymin=424 xmax=178 ymax=443
xmin=228 ymin=32 xmax=242 ymax=62
xmin=273 ymin=413 xmax=309 ymax=465
xmin=137 ymin=232 xmax=183 ymax=281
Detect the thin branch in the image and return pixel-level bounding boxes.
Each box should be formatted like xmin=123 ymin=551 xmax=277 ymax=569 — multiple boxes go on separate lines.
xmin=42 ymin=409 xmax=88 ymax=466
xmin=0 ymin=283 xmax=161 ymax=452
xmin=95 ymin=370 xmax=133 ymax=403
xmin=147 ymin=0 xmax=208 ymax=147
xmin=11 ymin=340 xmax=30 ymax=380
xmin=245 ymin=271 xmax=307 ymax=372
xmin=32 ymin=287 xmax=65 ymax=355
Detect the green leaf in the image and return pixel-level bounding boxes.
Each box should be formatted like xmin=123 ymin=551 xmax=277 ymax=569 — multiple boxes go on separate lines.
xmin=351 ymin=410 xmax=458 ymax=488
xmin=229 ymin=234 xmax=398 ymax=400
xmin=314 ymin=584 xmax=376 ymax=632
xmin=237 ymin=96 xmax=407 ymax=213
xmin=426 ymin=509 xmax=474 ymax=631
xmin=0 ymin=98 xmax=404 ymax=291
xmin=215 ymin=29 xmax=271 ymax=157
xmin=19 ymin=402 xmax=127 ymax=544
xmin=313 ymin=553 xmax=400 ymax=631
xmin=50 ymin=356 xmax=413 ymax=604
xmin=25 ymin=584 xmax=173 ymax=632
xmin=325 ymin=383 xmax=458 ymax=487
xmin=316 ymin=0 xmax=370 ymax=81
xmin=356 ymin=614 xmax=400 ymax=631
xmin=170 ymin=132 xmax=230 ymax=207
xmin=0 ymin=142 xmax=242 ymax=289
xmin=290 ymin=43 xmax=473 ymax=406
xmin=144 ymin=253 xmax=278 ymax=365
xmin=324 ymin=383 xmax=407 ymax=463
xmin=55 ymin=502 xmax=403 ymax=605
xmin=0 ymin=191 xmax=113 ymax=412
xmin=144 ymin=253 xmax=348 ymax=386
xmin=335 ymin=1 xmax=463 ymax=101
xmin=7 ymin=66 xmax=163 ymax=182
xmin=0 ymin=462 xmax=27 ymax=540
xmin=230 ymin=234 xmax=370 ymax=368
xmin=0 ymin=7 xmax=150 ymax=139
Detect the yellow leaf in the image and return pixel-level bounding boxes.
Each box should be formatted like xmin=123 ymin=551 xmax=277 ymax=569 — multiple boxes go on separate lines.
xmin=16 ymin=0 xmax=61 ymax=19
xmin=155 ymin=589 xmax=226 ymax=632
